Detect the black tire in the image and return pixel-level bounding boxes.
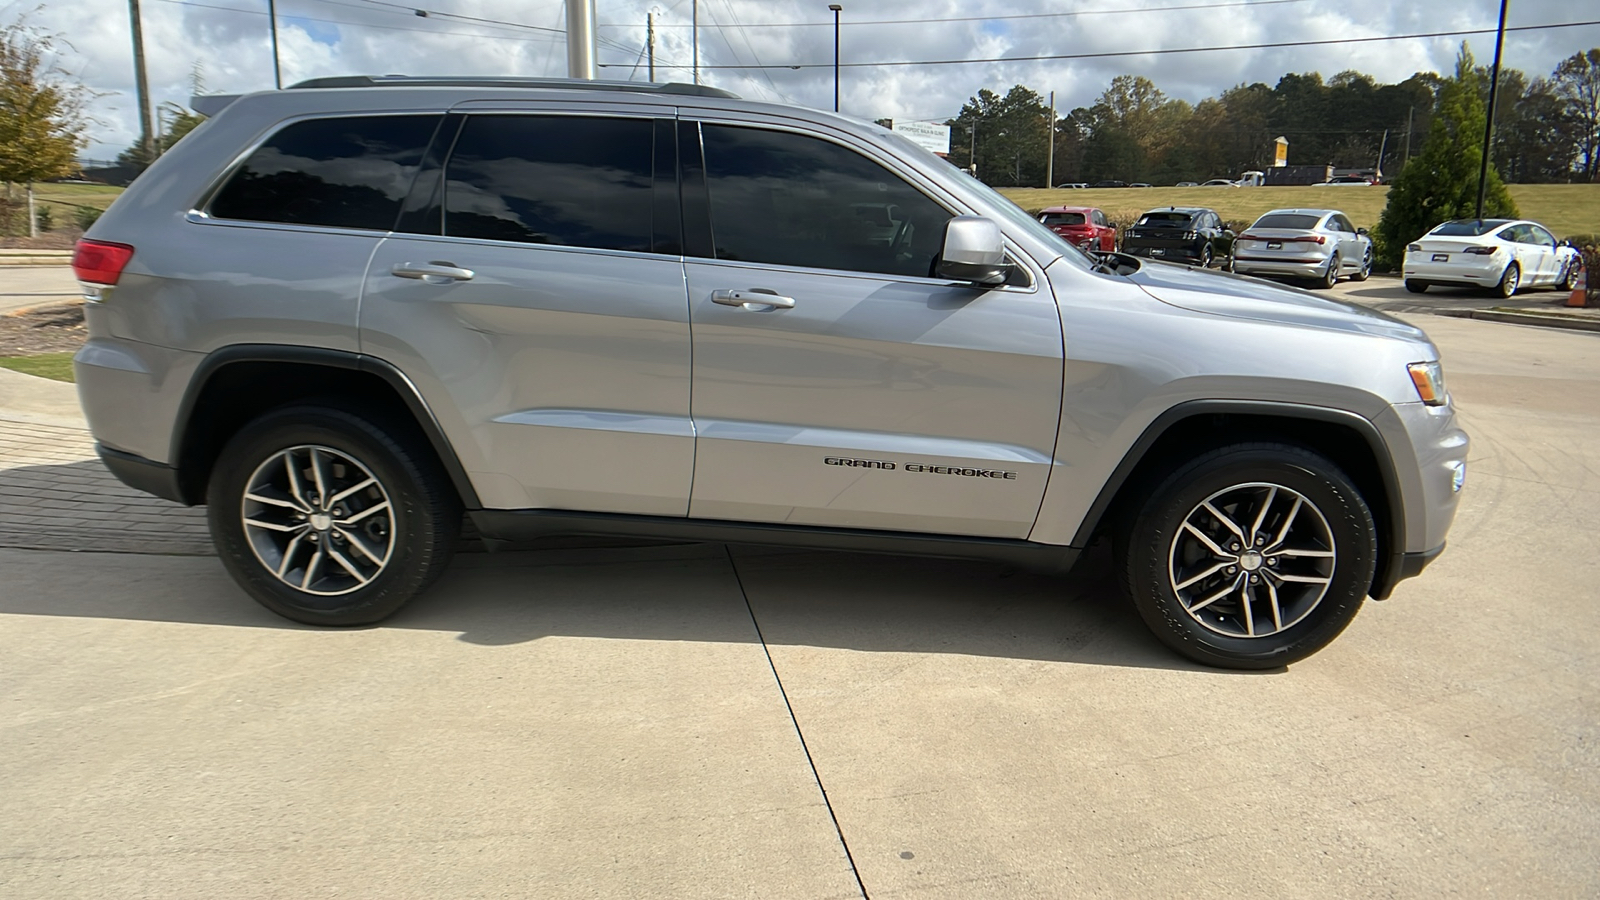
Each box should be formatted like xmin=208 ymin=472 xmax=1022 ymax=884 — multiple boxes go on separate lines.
xmin=1224 ymin=255 xmax=1236 ymax=274
xmin=1404 ymin=279 xmax=1428 ymax=293
xmin=1494 ymin=263 xmax=1520 ymax=299
xmin=1199 ymin=245 xmax=1214 ymax=268
xmin=1313 ymin=253 xmax=1340 ymax=289
xmin=207 ymin=404 xmax=462 ymax=626
xmin=1352 ymin=247 xmax=1372 ymax=282
xmin=1118 ymin=443 xmax=1377 ymax=670
xmin=1558 ymin=260 xmax=1579 ymax=292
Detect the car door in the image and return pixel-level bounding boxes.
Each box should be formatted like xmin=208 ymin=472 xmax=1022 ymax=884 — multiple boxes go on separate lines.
xmin=680 ymin=120 xmax=1064 ymax=539
xmin=1501 ymin=224 xmax=1538 ymax=282
xmin=360 ymin=110 xmax=695 ymax=516
xmin=1525 ymin=224 xmax=1560 ymax=284
xmin=1329 ymin=214 xmax=1360 ymax=271
xmin=1093 ymin=209 xmax=1112 ymax=250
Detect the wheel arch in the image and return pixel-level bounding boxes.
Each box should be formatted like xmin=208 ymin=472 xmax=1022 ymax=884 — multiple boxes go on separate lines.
xmin=169 ymin=345 xmax=482 ymax=509
xmin=1073 ymin=400 xmax=1409 ymax=600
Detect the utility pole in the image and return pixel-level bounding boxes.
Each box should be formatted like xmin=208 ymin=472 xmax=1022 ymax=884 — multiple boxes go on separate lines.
xmin=1476 ymin=0 xmax=1508 ymax=219
xmin=828 ymin=4 xmax=842 ymax=112
xmin=1046 ymin=90 xmax=1055 ymax=188
xmin=692 ymin=0 xmax=699 ymax=85
xmin=646 ymin=12 xmax=655 ymax=82
xmin=565 ymin=0 xmax=595 ymax=79
xmin=128 ymin=0 xmax=155 ymax=162
xmin=1403 ymin=106 xmax=1413 ymax=168
xmin=1374 ymin=128 xmax=1388 ymax=180
xmin=268 ymin=0 xmax=282 ymax=88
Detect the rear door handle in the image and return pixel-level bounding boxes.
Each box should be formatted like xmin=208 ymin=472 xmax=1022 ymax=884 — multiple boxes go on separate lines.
xmin=391 ymin=261 xmax=475 ymax=284
xmin=711 ymin=288 xmax=795 ymax=310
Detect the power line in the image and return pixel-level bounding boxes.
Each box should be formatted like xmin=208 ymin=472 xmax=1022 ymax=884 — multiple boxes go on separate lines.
xmin=617 ymin=19 xmax=1600 ymax=70
xmin=601 ymin=0 xmax=1313 ymax=28
xmin=152 ymin=0 xmax=567 ymax=43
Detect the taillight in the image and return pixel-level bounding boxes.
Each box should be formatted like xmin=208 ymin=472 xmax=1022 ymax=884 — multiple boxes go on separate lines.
xmin=1407 ymin=243 xmax=1422 ymax=252
xmin=1284 ymin=235 xmax=1327 ymax=244
xmin=72 ymin=240 xmax=135 ymax=286
xmin=1464 ymin=246 xmax=1496 ymax=255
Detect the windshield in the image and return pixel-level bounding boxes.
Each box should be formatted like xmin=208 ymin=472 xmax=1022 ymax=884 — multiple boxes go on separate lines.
xmin=1431 ymin=219 xmax=1512 ymax=236
xmin=1252 ymin=213 xmax=1321 ymax=230
xmin=1041 ymin=212 xmax=1087 ymax=226
xmin=1136 ymin=212 xmax=1193 ymax=226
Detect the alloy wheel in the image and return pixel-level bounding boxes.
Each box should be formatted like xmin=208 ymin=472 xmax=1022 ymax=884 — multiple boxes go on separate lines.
xmin=240 ymin=444 xmax=396 ymax=596
xmin=1166 ymin=482 xmax=1336 ymax=638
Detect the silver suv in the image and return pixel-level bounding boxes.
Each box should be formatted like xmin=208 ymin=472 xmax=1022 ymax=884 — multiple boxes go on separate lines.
xmin=71 ymin=77 xmax=1467 ymax=669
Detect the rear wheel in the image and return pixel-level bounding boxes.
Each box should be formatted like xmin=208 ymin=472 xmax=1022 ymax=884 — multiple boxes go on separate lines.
xmin=207 ymin=405 xmax=462 ymax=626
xmin=1404 ymin=280 xmax=1428 ymax=293
xmin=1494 ymin=263 xmax=1520 ymax=299
xmin=1314 ymin=253 xmax=1340 ymax=289
xmin=1119 ymin=443 xmax=1377 ymax=669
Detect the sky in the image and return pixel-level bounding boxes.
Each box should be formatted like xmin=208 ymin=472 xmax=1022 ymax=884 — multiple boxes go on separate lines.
xmin=13 ymin=0 xmax=1600 ymax=161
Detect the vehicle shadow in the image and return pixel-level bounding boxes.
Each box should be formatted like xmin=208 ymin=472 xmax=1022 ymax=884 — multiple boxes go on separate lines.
xmin=0 ymin=459 xmax=1240 ymax=674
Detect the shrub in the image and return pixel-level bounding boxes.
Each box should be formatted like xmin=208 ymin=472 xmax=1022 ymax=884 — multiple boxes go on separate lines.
xmin=35 ymin=204 xmax=52 ymax=231
xmin=73 ymin=206 xmax=101 ymax=231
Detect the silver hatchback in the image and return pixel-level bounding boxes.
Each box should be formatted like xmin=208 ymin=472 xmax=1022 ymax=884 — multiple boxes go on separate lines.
xmin=1231 ymin=208 xmax=1374 ymax=288
xmin=71 ymin=76 xmax=1466 ymax=669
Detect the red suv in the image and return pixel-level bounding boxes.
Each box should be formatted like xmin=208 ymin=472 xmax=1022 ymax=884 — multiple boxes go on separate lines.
xmin=1038 ymin=206 xmax=1117 ymax=251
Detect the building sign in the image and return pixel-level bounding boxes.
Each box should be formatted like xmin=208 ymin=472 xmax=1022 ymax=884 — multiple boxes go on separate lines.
xmin=1273 ymin=136 xmax=1289 ymax=167
xmin=891 ymin=121 xmax=951 ymax=156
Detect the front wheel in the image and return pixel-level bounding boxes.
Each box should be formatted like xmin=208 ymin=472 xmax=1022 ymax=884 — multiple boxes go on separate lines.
xmin=1352 ymin=248 xmax=1372 ymax=282
xmin=1199 ymin=245 xmax=1214 ymax=268
xmin=1494 ymin=263 xmax=1520 ymax=299
xmin=1119 ymin=443 xmax=1377 ymax=669
xmin=207 ymin=405 xmax=462 ymax=626
xmin=1558 ymin=260 xmax=1580 ymax=292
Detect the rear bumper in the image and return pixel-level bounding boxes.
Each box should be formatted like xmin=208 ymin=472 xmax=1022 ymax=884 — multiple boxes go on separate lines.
xmin=97 ymin=443 xmax=189 ymax=505
xmin=1232 ymin=256 xmax=1329 ymax=278
xmin=1125 ymin=241 xmax=1206 ymax=261
xmin=1402 ymin=258 xmax=1502 ymax=286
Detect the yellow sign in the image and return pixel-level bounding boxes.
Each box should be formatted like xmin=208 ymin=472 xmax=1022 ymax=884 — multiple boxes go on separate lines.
xmin=1273 ymin=137 xmax=1289 ymax=167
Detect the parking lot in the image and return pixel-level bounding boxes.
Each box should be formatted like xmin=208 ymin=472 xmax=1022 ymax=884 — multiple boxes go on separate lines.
xmin=2 ymin=275 xmax=1598 ymax=897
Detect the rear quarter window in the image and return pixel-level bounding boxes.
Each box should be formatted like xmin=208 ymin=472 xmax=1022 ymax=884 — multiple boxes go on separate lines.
xmin=208 ymin=115 xmax=440 ymax=231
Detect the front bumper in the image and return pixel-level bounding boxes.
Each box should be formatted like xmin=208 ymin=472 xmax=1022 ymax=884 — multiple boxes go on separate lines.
xmin=97 ymin=444 xmax=189 ymax=505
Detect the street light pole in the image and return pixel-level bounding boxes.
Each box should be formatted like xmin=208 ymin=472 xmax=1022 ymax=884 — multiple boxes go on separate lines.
xmin=828 ymin=5 xmax=842 ymax=112
xmin=1046 ymin=90 xmax=1055 ymax=188
xmin=692 ymin=0 xmax=699 ymax=85
xmin=1475 ymin=0 xmax=1508 ymax=219
xmin=267 ymin=0 xmax=281 ymax=89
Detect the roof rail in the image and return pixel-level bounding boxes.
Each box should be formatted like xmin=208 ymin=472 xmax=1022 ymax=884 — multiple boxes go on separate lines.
xmin=287 ymin=75 xmax=740 ymax=100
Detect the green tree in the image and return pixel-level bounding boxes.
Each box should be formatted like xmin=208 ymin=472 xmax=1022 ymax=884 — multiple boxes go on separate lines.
xmin=116 ymin=101 xmax=205 ymax=169
xmin=947 ymin=85 xmax=1052 ymax=186
xmin=1373 ymin=45 xmax=1518 ymax=270
xmin=1551 ymin=49 xmax=1600 ymax=181
xmin=0 ymin=16 xmax=90 ymax=186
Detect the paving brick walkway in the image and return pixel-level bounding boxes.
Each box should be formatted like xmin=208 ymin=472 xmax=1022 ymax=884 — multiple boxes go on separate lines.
xmin=0 ymin=413 xmax=213 ymax=555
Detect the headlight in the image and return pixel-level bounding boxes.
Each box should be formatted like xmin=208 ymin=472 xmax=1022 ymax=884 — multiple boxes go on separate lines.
xmin=1407 ymin=361 xmax=1447 ymax=406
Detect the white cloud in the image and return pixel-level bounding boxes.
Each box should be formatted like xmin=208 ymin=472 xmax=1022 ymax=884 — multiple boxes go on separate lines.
xmin=18 ymin=0 xmax=1600 ymax=159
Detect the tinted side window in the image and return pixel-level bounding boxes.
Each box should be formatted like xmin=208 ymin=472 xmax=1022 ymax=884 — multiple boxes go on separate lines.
xmin=1529 ymin=225 xmax=1555 ymax=246
xmin=443 ymin=115 xmax=654 ymax=252
xmin=210 ymin=115 xmax=439 ymax=230
xmin=700 ymin=124 xmax=951 ymax=278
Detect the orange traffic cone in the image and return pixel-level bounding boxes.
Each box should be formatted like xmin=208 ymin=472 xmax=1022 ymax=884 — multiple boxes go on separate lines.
xmin=1568 ymin=261 xmax=1588 ymax=308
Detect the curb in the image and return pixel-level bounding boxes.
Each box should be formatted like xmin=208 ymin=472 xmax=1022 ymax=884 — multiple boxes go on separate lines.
xmin=1437 ymin=308 xmax=1600 ymax=333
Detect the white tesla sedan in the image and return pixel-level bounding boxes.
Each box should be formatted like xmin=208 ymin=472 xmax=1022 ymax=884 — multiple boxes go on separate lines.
xmin=1403 ymin=219 xmax=1581 ymax=298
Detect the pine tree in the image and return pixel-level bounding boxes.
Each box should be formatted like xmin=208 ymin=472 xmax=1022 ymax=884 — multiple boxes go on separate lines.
xmin=1373 ymin=45 xmax=1518 ymax=270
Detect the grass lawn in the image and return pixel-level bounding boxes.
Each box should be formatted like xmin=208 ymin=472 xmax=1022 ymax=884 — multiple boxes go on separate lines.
xmin=0 ymin=353 xmax=75 ymax=382
xmin=999 ymin=183 xmax=1600 ymax=239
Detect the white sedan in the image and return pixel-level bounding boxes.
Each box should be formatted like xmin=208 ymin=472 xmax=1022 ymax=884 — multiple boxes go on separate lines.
xmin=1404 ymin=219 xmax=1581 ymax=298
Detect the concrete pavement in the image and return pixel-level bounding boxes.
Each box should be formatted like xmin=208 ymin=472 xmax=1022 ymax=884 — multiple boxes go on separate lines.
xmin=0 ymin=266 xmax=78 ymax=316
xmin=1 ymin=313 xmax=1597 ymax=897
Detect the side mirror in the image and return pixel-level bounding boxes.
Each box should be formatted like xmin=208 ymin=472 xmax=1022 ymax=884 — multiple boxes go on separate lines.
xmin=1357 ymin=227 xmax=1370 ymax=235
xmin=937 ymin=216 xmax=1012 ymax=287
xmin=1107 ymin=222 xmax=1118 ymax=230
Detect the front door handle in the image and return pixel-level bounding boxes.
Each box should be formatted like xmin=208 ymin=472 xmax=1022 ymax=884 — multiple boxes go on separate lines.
xmin=711 ymin=288 xmax=795 ymax=310
xmin=391 ymin=261 xmax=475 ymax=284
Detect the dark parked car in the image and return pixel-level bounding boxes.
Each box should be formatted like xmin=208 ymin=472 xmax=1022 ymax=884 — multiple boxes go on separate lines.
xmin=1037 ymin=206 xmax=1117 ymax=251
xmin=1090 ymin=180 xmax=1128 ymax=188
xmin=1120 ymin=207 xmax=1229 ymax=267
